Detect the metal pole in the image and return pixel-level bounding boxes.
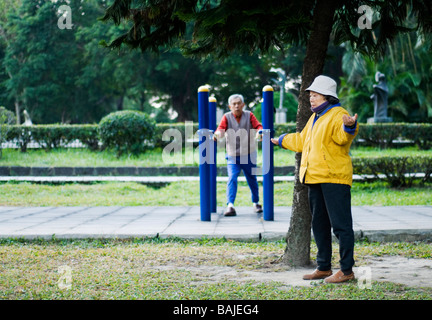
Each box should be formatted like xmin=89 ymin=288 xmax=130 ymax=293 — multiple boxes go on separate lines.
xmin=209 ymin=96 xmax=217 ymax=214
xmin=262 ymin=85 xmax=274 ymax=221
xmin=198 ymin=86 xmax=211 ymax=221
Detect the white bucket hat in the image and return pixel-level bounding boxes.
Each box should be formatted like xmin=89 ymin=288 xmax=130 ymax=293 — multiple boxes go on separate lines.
xmin=306 ymin=75 xmax=338 ymax=99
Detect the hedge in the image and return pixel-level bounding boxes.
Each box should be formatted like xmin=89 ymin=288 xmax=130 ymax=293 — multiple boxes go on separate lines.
xmin=2 ymin=122 xmax=431 ymax=152
xmin=354 ymin=123 xmax=432 ymax=149
xmin=352 ymin=156 xmax=432 ymax=187
xmin=1 ymin=123 xmax=431 ymax=187
xmin=5 ymin=125 xmax=99 ymax=152
xmin=274 ymin=123 xmax=432 ymax=150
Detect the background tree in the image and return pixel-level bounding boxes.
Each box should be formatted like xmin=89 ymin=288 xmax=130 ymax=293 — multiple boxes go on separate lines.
xmin=101 ymin=0 xmax=432 ymax=266
xmin=339 ymin=29 xmax=432 ymax=122
xmin=3 ymin=0 xmax=84 ymax=124
xmin=2 ymin=0 xmax=284 ymax=123
xmin=0 ymin=0 xmax=22 ymax=124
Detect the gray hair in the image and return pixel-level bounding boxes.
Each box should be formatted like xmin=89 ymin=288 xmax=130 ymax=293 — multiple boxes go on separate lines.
xmin=228 ymin=94 xmax=244 ymax=105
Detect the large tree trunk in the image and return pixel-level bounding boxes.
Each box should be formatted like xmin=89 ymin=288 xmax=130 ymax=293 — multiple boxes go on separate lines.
xmin=283 ymin=0 xmax=339 ymax=267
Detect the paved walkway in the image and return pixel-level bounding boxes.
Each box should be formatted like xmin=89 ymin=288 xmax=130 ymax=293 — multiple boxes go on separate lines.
xmin=0 ymin=205 xmax=431 ymax=242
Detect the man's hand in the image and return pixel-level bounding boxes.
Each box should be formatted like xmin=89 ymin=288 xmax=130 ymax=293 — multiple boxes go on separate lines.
xmin=213 ymin=130 xmax=222 ymax=141
xmin=342 ymin=113 xmax=358 ymax=127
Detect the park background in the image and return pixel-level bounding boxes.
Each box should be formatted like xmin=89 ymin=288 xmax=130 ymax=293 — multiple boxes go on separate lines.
xmin=0 ymin=0 xmax=431 ymax=301
xmin=1 ymin=0 xmax=431 ymax=125
xmin=0 ymin=0 xmax=430 ymax=196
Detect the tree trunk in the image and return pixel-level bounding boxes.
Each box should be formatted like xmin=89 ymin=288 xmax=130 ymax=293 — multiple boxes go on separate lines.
xmin=283 ymin=0 xmax=339 ymax=267
xmin=117 ymin=96 xmax=124 ymax=111
xmin=14 ymin=100 xmax=21 ymax=125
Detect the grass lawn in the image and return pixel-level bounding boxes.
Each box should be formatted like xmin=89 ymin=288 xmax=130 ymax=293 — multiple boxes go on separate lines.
xmin=0 ymin=237 xmax=431 ymax=300
xmin=0 ymin=180 xmax=431 ymax=207
xmin=0 ymin=146 xmax=431 ymax=301
xmin=0 ymin=145 xmax=430 ymax=206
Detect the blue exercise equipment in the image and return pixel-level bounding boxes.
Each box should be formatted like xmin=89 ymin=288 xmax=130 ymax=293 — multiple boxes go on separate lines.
xmin=198 ymin=85 xmax=274 ymax=221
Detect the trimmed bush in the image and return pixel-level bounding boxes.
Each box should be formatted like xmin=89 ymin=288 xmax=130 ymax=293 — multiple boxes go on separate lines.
xmin=2 ymin=122 xmax=431 ymax=153
xmin=275 ymin=122 xmax=432 ymax=149
xmin=353 ymin=156 xmax=432 ymax=188
xmin=0 ymin=107 xmax=16 ymax=158
xmin=98 ymin=110 xmax=155 ymax=157
xmin=274 ymin=123 xmax=297 ymax=138
xmin=5 ymin=125 xmax=99 ymax=152
xmin=400 ymin=124 xmax=432 ymax=150
xmin=354 ymin=123 xmax=432 ymax=149
xmin=154 ymin=122 xmax=199 ymax=148
xmin=66 ymin=125 xmax=100 ymax=151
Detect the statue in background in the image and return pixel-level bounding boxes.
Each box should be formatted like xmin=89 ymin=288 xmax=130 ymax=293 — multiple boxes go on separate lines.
xmin=368 ymin=71 xmax=392 ymax=123
xmin=23 ymin=110 xmax=33 ymax=126
xmin=270 ymin=67 xmax=287 ymax=123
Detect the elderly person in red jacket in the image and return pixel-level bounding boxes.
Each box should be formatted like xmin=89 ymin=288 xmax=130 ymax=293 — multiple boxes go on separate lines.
xmin=272 ymin=75 xmax=358 ymax=284
xmin=214 ymin=94 xmax=263 ymax=216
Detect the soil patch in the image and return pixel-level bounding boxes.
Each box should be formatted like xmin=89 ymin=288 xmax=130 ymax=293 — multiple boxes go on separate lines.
xmin=156 ymin=255 xmax=432 ymax=288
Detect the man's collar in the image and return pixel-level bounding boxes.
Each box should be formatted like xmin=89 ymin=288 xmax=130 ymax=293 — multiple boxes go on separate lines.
xmin=232 ymin=111 xmax=243 ymax=119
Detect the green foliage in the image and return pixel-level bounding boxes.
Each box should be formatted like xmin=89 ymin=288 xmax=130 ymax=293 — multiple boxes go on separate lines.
xmin=0 ymin=106 xmax=15 ymax=125
xmin=102 ymin=0 xmax=432 ymax=61
xmin=5 ymin=125 xmax=99 ymax=152
xmin=0 ymin=106 xmax=16 ymax=158
xmin=98 ymin=110 xmax=155 ymax=157
xmin=353 ymin=156 xmax=432 ymax=188
xmin=400 ymin=124 xmax=432 ymax=150
xmin=153 ymin=122 xmax=198 ymax=149
xmin=253 ymin=91 xmax=298 ymax=123
xmin=2 ymin=122 xmax=431 ymax=155
xmin=273 ymin=123 xmax=297 ymax=137
xmin=355 ymin=123 xmax=432 ymax=150
xmin=339 ymin=31 xmax=432 ymax=123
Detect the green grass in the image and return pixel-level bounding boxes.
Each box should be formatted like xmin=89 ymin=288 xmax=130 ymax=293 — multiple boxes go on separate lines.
xmin=0 ymin=180 xmax=430 ymax=206
xmin=0 ymin=146 xmax=430 ymax=206
xmin=1 ymin=147 xmax=431 ymax=301
xmin=1 ymin=146 xmax=431 ymax=168
xmin=0 ymin=238 xmax=431 ymax=300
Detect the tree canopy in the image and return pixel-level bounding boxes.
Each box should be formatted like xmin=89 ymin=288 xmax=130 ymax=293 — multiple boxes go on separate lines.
xmin=1 ymin=0 xmax=300 ymax=124
xmin=101 ymin=0 xmax=432 ymax=59
xmin=2 ymin=0 xmax=431 ymax=125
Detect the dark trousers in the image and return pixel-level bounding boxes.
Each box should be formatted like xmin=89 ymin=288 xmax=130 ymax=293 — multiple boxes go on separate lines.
xmin=307 ymin=183 xmax=355 ymax=273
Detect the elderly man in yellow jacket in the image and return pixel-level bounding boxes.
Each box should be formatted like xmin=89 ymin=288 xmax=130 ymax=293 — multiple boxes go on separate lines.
xmin=272 ymin=75 xmax=358 ymax=284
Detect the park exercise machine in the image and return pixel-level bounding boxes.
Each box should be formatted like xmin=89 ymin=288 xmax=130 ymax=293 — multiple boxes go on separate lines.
xmin=197 ymin=85 xmax=275 ymax=222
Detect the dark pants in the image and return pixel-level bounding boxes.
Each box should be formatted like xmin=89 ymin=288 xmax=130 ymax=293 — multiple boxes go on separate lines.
xmin=307 ymin=183 xmax=355 ymax=273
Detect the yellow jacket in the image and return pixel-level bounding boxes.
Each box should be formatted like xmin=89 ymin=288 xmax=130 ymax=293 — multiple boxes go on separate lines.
xmin=279 ymin=105 xmax=359 ymax=186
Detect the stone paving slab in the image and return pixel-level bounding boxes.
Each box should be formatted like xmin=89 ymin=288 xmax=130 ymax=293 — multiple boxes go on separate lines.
xmin=0 ymin=205 xmax=431 ymax=242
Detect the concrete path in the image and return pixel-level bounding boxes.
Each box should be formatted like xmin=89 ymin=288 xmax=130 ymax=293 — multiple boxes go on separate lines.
xmin=0 ymin=205 xmax=431 ymax=242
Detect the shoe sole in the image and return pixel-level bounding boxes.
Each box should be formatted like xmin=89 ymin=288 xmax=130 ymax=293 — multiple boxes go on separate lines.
xmin=324 ymin=275 xmax=355 ymax=284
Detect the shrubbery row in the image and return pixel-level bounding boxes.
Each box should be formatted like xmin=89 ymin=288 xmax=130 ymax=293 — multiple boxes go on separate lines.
xmin=2 ymin=119 xmax=432 ymax=152
xmin=1 ymin=117 xmax=431 ymax=186
xmin=274 ymin=122 xmax=432 ymax=150
xmin=352 ymin=156 xmax=432 ymax=187
xmin=5 ymin=124 xmax=100 ymax=152
xmin=4 ymin=110 xmax=156 ymax=156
